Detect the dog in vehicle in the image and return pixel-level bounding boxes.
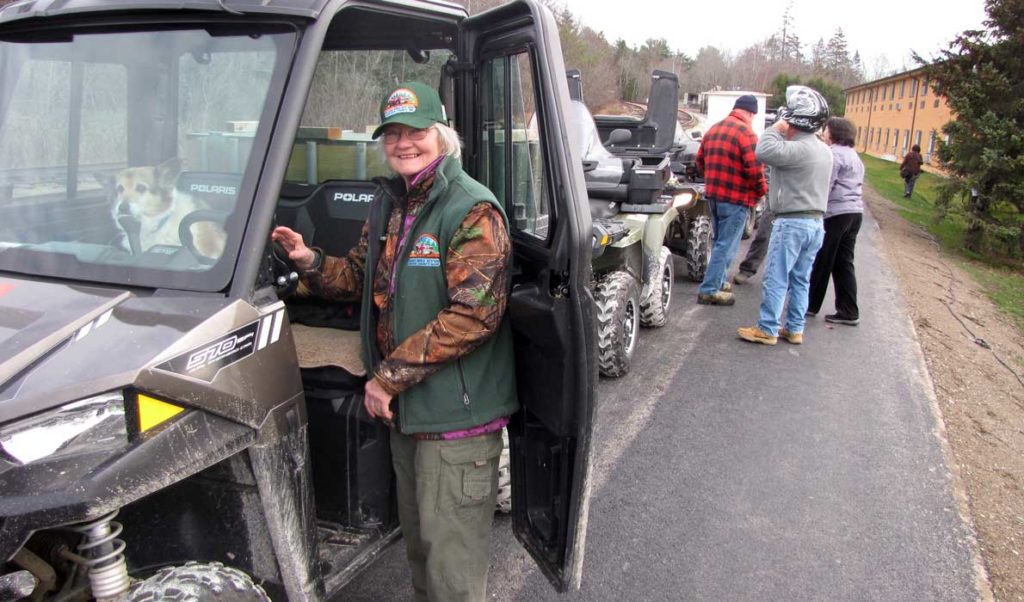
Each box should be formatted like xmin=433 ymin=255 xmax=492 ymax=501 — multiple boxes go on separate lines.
xmin=100 ymin=158 xmax=226 ymax=260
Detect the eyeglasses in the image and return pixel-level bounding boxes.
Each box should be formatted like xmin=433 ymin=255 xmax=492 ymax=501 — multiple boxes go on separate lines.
xmin=380 ymin=128 xmax=431 ymax=144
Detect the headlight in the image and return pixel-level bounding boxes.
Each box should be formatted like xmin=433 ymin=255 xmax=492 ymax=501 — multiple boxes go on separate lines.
xmin=672 ymin=191 xmax=697 ymax=210
xmin=0 ymin=392 xmax=126 ymax=465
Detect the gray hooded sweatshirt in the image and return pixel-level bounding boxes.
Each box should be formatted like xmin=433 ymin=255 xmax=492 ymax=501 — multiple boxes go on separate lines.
xmin=755 ymin=128 xmax=832 ymax=217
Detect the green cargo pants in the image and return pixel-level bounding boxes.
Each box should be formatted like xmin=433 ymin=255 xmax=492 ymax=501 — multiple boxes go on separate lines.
xmin=389 ymin=428 xmax=503 ymax=602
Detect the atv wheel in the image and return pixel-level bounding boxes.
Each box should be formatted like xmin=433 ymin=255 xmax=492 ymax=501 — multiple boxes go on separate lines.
xmin=496 ymin=429 xmax=511 ymax=513
xmin=742 ymin=206 xmax=755 ymax=240
xmin=596 ymin=272 xmax=640 ymax=378
xmin=129 ymin=562 xmax=270 ymax=602
xmin=640 ymin=246 xmax=673 ymax=328
xmin=685 ymin=215 xmax=713 ymax=282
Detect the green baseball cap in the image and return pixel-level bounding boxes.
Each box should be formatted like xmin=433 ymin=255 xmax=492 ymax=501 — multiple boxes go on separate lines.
xmin=371 ymin=81 xmax=448 ymax=139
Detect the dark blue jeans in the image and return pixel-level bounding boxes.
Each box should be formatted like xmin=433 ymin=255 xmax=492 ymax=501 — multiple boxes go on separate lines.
xmin=699 ymin=199 xmax=749 ymax=295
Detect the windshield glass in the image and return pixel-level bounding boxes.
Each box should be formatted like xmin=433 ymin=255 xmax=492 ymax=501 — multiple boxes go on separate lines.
xmin=0 ymin=23 xmax=296 ymax=291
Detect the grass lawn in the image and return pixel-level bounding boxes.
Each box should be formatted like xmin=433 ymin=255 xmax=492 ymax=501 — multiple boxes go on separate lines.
xmin=860 ymin=153 xmax=1024 ymax=333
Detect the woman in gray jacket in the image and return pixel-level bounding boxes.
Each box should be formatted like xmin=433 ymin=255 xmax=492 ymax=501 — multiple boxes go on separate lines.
xmin=807 ymin=117 xmax=864 ymax=325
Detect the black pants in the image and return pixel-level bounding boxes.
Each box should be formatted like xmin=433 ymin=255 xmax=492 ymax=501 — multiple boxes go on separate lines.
xmin=808 ymin=212 xmax=863 ymax=318
xmin=738 ymin=208 xmax=774 ymax=275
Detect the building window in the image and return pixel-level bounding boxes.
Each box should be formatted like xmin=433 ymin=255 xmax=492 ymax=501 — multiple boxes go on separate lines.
xmin=857 ymin=126 xmax=862 ymax=142
xmin=902 ymin=129 xmax=910 ymax=154
xmin=922 ymin=78 xmax=929 ymax=96
xmin=921 ymin=100 xmax=925 ymax=109
xmin=900 ymin=80 xmax=905 ymax=98
xmin=915 ymin=130 xmax=922 ymax=148
xmin=896 ymin=102 xmax=901 ymax=111
xmin=880 ymin=86 xmax=886 ymax=101
xmin=884 ymin=128 xmax=890 ymax=148
xmin=890 ymin=83 xmax=896 ymax=98
xmin=928 ymin=130 xmax=937 ymax=158
xmin=889 ymin=104 xmax=894 ymax=110
xmin=910 ymin=79 xmax=918 ymax=96
xmin=934 ymin=99 xmax=940 ymax=108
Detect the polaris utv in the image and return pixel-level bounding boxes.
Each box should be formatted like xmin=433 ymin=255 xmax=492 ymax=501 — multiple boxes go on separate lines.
xmin=582 ymin=70 xmax=713 ymax=283
xmin=0 ymin=1 xmax=598 ymax=600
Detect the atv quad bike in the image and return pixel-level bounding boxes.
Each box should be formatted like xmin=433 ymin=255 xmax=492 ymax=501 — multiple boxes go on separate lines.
xmin=565 ymin=71 xmax=693 ymax=378
xmin=583 ymin=70 xmax=712 ymax=283
xmin=0 ymin=1 xmax=598 ymax=600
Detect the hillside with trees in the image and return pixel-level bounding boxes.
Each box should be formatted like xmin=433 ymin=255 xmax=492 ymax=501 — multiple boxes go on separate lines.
xmin=0 ymin=0 xmax=871 ymax=115
xmin=466 ymin=0 xmax=868 ymax=113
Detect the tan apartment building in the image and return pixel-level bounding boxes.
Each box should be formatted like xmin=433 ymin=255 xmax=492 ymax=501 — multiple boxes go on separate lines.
xmin=844 ymin=66 xmax=953 ymax=168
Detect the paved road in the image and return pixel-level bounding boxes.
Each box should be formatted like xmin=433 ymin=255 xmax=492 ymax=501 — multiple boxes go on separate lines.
xmin=340 ymin=207 xmax=983 ymax=601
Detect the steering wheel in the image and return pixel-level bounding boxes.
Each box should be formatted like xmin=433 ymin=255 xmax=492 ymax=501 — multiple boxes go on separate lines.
xmin=178 ymin=209 xmax=230 ymax=265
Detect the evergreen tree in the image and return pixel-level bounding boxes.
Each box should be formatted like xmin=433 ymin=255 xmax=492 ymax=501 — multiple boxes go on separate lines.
xmin=824 ymin=28 xmax=850 ymax=73
xmin=770 ymin=74 xmax=846 ymax=116
xmin=810 ymin=38 xmax=827 ymax=72
xmin=922 ymin=0 xmax=1024 ymax=254
xmin=852 ymin=51 xmax=864 ymax=80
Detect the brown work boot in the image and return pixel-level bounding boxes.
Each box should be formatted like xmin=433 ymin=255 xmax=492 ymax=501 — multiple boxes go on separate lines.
xmin=737 ymin=326 xmax=777 ymax=345
xmin=697 ymin=291 xmax=735 ymax=306
xmin=720 ymin=282 xmax=733 ymax=293
xmin=733 ymin=271 xmax=754 ymax=285
xmin=778 ymin=328 xmax=803 ymax=345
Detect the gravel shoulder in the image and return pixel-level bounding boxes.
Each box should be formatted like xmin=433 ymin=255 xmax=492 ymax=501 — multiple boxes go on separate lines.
xmin=864 ymin=185 xmax=1024 ymax=601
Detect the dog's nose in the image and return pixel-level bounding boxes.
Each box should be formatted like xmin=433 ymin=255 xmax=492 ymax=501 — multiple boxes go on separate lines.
xmin=118 ymin=202 xmax=132 ymax=216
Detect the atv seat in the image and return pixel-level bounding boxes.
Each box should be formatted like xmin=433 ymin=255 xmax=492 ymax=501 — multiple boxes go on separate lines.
xmin=276 ymin=180 xmax=375 ymax=258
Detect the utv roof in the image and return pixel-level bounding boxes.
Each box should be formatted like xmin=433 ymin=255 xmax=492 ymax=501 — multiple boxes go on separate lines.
xmin=0 ymin=0 xmax=465 ymax=26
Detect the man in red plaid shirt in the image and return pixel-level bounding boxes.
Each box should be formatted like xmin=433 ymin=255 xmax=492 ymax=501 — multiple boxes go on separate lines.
xmin=695 ymin=95 xmax=768 ymax=305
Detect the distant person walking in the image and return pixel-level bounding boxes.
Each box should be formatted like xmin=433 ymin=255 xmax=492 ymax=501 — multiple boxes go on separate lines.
xmin=807 ymin=117 xmax=865 ymax=326
xmin=900 ymin=144 xmax=924 ymax=198
xmin=737 ymin=85 xmax=831 ymax=346
xmin=695 ymin=94 xmax=768 ymax=306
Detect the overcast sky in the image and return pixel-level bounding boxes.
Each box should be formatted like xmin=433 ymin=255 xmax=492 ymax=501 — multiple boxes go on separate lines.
xmin=556 ymin=0 xmax=987 ymax=75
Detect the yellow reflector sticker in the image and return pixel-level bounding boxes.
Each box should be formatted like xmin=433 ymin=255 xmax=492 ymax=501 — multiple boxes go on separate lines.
xmin=138 ymin=394 xmax=184 ymax=432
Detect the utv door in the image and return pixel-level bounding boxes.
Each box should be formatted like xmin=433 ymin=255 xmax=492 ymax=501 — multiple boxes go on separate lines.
xmin=457 ymin=0 xmax=597 ymax=592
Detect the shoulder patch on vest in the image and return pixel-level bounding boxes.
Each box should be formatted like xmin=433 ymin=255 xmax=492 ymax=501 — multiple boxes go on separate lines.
xmin=408 ymin=233 xmax=441 ymax=267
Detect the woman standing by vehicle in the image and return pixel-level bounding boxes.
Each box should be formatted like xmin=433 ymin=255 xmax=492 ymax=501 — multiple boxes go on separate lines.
xmin=807 ymin=116 xmax=864 ymax=326
xmin=273 ymin=81 xmax=517 ymax=601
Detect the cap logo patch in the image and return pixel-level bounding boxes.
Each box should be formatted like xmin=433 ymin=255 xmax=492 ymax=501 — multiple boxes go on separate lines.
xmin=383 ymin=88 xmax=419 ymax=119
xmin=408 ymin=234 xmax=441 ymax=267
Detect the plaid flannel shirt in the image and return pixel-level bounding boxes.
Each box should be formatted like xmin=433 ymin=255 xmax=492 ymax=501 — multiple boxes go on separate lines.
xmin=696 ymin=109 xmax=768 ymax=207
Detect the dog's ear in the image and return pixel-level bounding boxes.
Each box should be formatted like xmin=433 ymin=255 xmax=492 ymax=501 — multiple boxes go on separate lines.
xmin=156 ymin=157 xmax=184 ymax=189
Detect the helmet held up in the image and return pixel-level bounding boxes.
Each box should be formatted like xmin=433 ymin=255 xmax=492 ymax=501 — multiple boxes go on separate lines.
xmin=778 ymin=85 xmax=830 ymax=132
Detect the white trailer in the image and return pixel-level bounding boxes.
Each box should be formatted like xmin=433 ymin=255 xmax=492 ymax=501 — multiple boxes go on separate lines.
xmin=702 ymin=90 xmax=769 ymax=136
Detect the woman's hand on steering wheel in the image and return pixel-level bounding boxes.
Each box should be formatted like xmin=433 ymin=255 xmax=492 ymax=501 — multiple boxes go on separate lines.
xmin=271 ymin=226 xmax=316 ymax=271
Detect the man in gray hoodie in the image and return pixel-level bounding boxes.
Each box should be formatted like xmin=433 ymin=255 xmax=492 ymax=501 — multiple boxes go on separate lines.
xmin=738 ymin=86 xmax=832 ymax=346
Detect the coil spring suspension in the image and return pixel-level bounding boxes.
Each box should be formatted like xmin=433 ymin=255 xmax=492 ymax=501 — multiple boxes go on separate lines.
xmin=69 ymin=510 xmax=130 ymax=600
